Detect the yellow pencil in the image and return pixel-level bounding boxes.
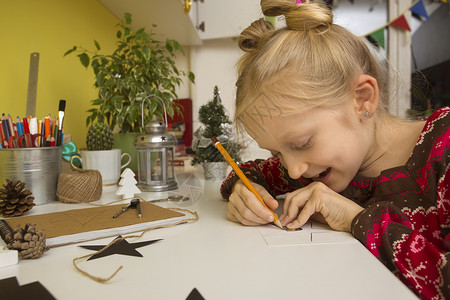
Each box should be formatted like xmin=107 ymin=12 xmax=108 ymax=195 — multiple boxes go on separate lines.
xmin=211 ymin=136 xmax=283 ymax=229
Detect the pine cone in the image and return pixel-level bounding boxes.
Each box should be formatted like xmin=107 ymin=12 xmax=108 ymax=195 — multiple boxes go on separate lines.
xmin=6 ymin=223 xmax=48 ymax=259
xmin=0 ymin=179 xmax=35 ymax=217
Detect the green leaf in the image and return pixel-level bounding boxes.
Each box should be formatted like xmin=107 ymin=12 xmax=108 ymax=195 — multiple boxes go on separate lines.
xmin=96 ymin=73 xmax=104 ymax=86
xmin=127 ymin=105 xmax=138 ymax=123
xmin=86 ymin=116 xmax=92 ymax=127
xmin=115 ymin=101 xmax=123 ymax=112
xmin=143 ymin=46 xmax=150 ymax=61
xmin=116 ymin=30 xmax=122 ymax=39
xmin=165 ymin=40 xmax=173 ymax=53
xmin=124 ymin=27 xmax=131 ymax=37
xmin=148 ymin=100 xmax=157 ymax=116
xmin=111 ymin=95 xmax=123 ymax=102
xmin=188 ymin=71 xmax=195 ymax=83
xmin=124 ymin=12 xmax=132 ymax=25
xmin=78 ymin=53 xmax=90 ymax=68
xmin=166 ymin=104 xmax=174 ymax=118
xmin=92 ymin=98 xmax=104 ymax=105
xmin=63 ymin=46 xmax=77 ymax=57
xmin=94 ymin=40 xmax=101 ymax=51
xmin=171 ymin=39 xmax=183 ymax=53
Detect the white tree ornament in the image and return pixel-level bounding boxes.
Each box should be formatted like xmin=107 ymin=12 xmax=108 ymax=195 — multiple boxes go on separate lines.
xmin=116 ymin=168 xmax=142 ymax=199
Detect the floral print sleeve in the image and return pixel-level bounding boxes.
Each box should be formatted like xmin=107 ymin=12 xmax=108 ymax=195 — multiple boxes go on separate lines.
xmin=220 ymin=157 xmax=304 ymax=200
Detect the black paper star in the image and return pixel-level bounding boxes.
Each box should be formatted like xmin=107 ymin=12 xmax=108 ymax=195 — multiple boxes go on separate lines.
xmin=186 ymin=288 xmax=205 ymax=300
xmin=79 ymin=235 xmax=162 ymax=260
xmin=0 ymin=277 xmax=55 ymax=300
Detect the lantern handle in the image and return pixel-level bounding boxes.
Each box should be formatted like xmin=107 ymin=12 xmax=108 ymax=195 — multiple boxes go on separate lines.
xmin=140 ymin=94 xmax=169 ymax=129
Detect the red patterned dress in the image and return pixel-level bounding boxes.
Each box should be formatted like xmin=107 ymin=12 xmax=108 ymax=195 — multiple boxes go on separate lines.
xmin=220 ymin=107 xmax=450 ymax=299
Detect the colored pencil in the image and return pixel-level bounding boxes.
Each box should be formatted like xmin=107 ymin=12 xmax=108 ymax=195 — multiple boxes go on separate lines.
xmin=7 ymin=114 xmax=15 ymax=137
xmin=23 ymin=118 xmax=30 ymax=134
xmin=13 ymin=123 xmax=18 ymax=137
xmin=16 ymin=117 xmax=24 ymax=136
xmin=211 ymin=136 xmax=283 ymax=229
xmin=0 ymin=123 xmax=7 ymax=148
xmin=44 ymin=115 xmax=51 ymax=139
xmin=38 ymin=120 xmax=43 ymax=147
xmin=2 ymin=114 xmax=11 ymax=141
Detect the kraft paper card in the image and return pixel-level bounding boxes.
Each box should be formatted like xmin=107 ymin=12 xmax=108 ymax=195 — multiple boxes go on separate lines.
xmin=3 ymin=201 xmax=185 ymax=247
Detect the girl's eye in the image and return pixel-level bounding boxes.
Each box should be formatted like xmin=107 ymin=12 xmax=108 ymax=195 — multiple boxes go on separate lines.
xmin=302 ymin=138 xmax=312 ymax=148
xmin=293 ymin=138 xmax=312 ymax=150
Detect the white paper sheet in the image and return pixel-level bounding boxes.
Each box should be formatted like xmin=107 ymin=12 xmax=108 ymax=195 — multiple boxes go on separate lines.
xmin=257 ymin=222 xmax=357 ymax=246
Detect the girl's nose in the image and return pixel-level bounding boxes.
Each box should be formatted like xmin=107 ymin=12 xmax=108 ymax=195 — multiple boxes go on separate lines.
xmin=284 ymin=155 xmax=308 ymax=180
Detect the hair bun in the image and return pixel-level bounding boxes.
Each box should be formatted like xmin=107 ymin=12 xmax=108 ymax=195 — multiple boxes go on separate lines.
xmin=261 ymin=0 xmax=292 ymax=17
xmin=261 ymin=0 xmax=333 ymax=31
xmin=238 ymin=18 xmax=274 ymax=52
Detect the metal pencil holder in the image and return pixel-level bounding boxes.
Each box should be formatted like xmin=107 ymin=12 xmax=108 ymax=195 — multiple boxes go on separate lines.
xmin=0 ymin=147 xmax=62 ymax=205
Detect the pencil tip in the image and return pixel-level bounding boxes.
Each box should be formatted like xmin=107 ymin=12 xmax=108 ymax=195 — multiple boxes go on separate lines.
xmin=274 ymin=220 xmax=283 ymax=229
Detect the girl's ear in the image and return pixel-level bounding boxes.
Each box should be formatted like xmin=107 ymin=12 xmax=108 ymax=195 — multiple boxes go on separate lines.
xmin=353 ymin=75 xmax=379 ymax=119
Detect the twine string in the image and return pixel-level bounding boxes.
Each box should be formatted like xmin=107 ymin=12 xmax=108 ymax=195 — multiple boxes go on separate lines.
xmin=72 ymin=199 xmax=199 ymax=283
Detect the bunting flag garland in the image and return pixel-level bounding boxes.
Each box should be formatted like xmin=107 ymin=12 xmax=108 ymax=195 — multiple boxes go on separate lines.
xmin=410 ymin=0 xmax=430 ymax=19
xmin=362 ymin=0 xmax=429 ymax=49
xmin=265 ymin=16 xmax=275 ymax=28
xmin=265 ymin=0 xmax=440 ymax=49
xmin=391 ymin=15 xmax=412 ymax=31
xmin=367 ymin=28 xmax=386 ymax=49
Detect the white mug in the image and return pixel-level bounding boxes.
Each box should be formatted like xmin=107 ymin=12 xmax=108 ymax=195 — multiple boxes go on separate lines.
xmin=70 ymin=149 xmax=131 ymax=185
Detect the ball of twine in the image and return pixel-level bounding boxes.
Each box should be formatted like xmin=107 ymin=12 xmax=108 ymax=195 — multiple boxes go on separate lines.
xmin=57 ymin=169 xmax=102 ymax=203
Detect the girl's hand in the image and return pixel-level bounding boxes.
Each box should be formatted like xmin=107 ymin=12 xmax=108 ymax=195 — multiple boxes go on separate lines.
xmin=280 ymin=182 xmax=363 ymax=232
xmin=227 ymin=180 xmax=279 ymax=226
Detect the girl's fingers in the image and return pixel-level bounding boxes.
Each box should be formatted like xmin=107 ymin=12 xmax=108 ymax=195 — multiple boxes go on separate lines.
xmin=286 ymin=197 xmax=316 ymax=229
xmin=227 ymin=202 xmax=264 ymax=226
xmin=229 ymin=195 xmax=271 ymax=224
xmin=280 ymin=188 xmax=312 ymax=225
xmin=254 ymin=185 xmax=279 ymax=211
xmin=234 ymin=182 xmax=276 ymax=223
xmin=228 ymin=181 xmax=275 ymax=225
xmin=282 ymin=182 xmax=364 ymax=232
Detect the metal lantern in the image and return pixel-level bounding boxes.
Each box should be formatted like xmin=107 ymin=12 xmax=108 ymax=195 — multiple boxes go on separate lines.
xmin=134 ymin=96 xmax=178 ymax=192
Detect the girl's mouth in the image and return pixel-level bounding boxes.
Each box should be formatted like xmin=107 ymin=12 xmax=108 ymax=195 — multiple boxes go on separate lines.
xmin=314 ymin=167 xmax=331 ymax=179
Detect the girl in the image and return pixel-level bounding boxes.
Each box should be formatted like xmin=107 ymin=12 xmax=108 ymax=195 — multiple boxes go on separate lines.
xmin=220 ymin=1 xmax=450 ymax=299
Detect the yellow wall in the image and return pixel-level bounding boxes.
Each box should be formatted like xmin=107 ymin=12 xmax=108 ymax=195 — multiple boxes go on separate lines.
xmin=0 ymin=0 xmax=119 ymax=147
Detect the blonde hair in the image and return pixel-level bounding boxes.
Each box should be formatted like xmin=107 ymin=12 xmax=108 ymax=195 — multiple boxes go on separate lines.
xmin=235 ymin=0 xmax=391 ymax=137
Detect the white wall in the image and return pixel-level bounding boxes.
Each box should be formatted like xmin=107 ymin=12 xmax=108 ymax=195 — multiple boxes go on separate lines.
xmin=333 ymin=1 xmax=387 ymax=36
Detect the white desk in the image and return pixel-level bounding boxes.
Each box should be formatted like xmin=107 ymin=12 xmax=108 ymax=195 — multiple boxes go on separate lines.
xmin=0 ymin=168 xmax=418 ymax=300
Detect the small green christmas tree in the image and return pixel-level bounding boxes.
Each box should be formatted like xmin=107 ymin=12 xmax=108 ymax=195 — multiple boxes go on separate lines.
xmin=191 ymin=86 xmax=241 ymax=166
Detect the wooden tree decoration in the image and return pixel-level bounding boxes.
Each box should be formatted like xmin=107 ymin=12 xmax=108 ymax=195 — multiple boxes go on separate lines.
xmin=116 ymin=168 xmax=141 ymax=199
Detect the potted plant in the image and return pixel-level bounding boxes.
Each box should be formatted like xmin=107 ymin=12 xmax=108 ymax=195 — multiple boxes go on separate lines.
xmin=70 ymin=123 xmax=131 ymax=186
xmin=191 ymin=86 xmax=242 ymax=180
xmin=64 ymin=12 xmax=195 ymax=171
